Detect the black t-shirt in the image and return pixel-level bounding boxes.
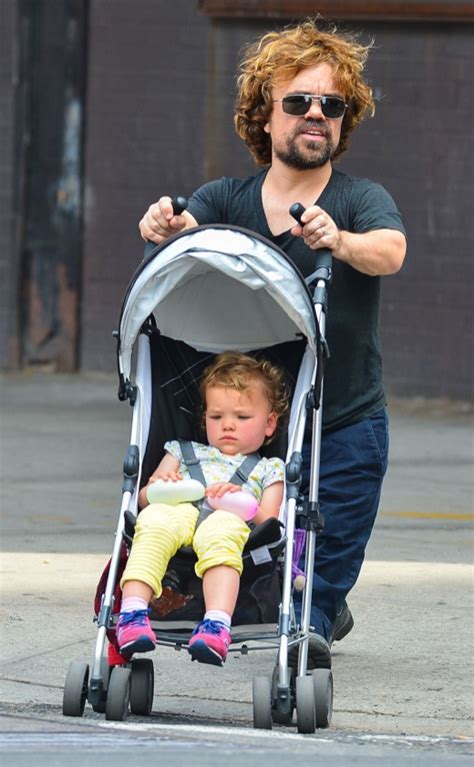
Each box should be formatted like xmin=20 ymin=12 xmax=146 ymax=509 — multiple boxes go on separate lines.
xmin=187 ymin=168 xmax=406 ymax=432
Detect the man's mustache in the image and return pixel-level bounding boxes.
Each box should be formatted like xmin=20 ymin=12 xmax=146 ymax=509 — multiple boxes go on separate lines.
xmin=296 ymin=120 xmax=330 ymax=139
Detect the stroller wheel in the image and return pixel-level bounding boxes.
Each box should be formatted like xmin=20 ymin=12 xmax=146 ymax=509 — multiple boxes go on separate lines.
xmin=252 ymin=676 xmax=272 ymax=730
xmin=271 ymin=666 xmax=294 ymax=725
xmin=105 ymin=666 xmax=131 ymax=721
xmin=130 ymin=658 xmax=154 ymax=716
xmin=63 ymin=661 xmax=90 ymax=717
xmin=91 ymin=654 xmax=111 ymax=713
xmin=312 ymin=668 xmax=333 ymax=728
xmin=295 ymin=675 xmax=315 ymax=734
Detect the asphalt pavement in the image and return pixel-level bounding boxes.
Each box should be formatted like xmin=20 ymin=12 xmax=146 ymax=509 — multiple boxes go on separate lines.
xmin=0 ymin=371 xmax=473 ymax=759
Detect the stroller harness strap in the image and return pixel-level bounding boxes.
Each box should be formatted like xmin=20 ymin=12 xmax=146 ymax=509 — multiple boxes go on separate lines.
xmin=177 ymin=440 xmax=261 ymax=527
xmin=228 ymin=453 xmax=263 ymax=487
xmin=177 ymin=439 xmax=207 ymax=487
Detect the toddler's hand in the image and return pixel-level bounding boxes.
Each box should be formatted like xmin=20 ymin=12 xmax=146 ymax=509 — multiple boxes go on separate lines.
xmin=206 ymin=486 xmax=259 ymax=521
xmin=206 ymin=482 xmax=240 ymax=498
xmin=150 ymin=470 xmax=183 ymax=483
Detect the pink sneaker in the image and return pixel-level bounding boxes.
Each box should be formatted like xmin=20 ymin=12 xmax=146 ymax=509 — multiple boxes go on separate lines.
xmin=116 ymin=609 xmax=156 ymax=656
xmin=188 ymin=619 xmax=231 ymax=666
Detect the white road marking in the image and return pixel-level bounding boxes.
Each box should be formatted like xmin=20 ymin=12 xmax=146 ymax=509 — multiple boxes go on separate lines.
xmin=97 ymin=720 xmax=474 ymax=746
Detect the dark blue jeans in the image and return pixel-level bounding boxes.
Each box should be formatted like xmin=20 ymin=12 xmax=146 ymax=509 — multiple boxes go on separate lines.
xmin=298 ymin=407 xmax=389 ymax=640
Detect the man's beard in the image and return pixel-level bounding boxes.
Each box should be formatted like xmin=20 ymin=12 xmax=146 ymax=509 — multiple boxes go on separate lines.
xmin=274 ymin=123 xmax=335 ymax=170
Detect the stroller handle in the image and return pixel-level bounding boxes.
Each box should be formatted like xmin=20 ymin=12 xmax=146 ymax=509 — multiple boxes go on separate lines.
xmin=171 ymin=195 xmax=188 ymax=215
xmin=289 ymin=202 xmax=332 ymax=285
xmin=289 ymin=202 xmax=306 ymax=225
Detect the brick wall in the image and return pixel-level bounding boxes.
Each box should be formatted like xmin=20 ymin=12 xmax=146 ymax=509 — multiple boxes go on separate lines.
xmin=0 ymin=1 xmax=18 ymax=367
xmin=3 ymin=2 xmax=471 ymax=398
xmin=197 ymin=18 xmax=473 ymax=400
xmin=342 ymin=23 xmax=473 ymax=400
xmin=80 ymin=8 xmax=472 ymax=398
xmin=80 ymin=0 xmax=210 ymax=370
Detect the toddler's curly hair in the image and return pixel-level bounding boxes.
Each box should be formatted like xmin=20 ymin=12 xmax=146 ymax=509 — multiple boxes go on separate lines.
xmin=200 ymin=351 xmax=290 ymax=443
xmin=234 ymin=19 xmax=375 ymax=166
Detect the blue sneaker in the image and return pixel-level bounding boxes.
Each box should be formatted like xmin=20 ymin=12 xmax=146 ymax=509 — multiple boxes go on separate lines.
xmin=116 ymin=609 xmax=156 ymax=656
xmin=188 ymin=619 xmax=231 ymax=666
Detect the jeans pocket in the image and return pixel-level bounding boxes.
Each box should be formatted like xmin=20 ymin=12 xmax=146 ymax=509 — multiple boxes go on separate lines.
xmin=366 ymin=408 xmax=389 ymax=474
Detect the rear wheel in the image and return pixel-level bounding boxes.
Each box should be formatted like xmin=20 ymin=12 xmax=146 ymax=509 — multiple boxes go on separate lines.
xmin=252 ymin=676 xmax=272 ymax=730
xmin=312 ymin=668 xmax=333 ymax=728
xmin=105 ymin=666 xmax=131 ymax=721
xmin=296 ymin=675 xmax=315 ymax=734
xmin=63 ymin=661 xmax=89 ymax=717
xmin=130 ymin=658 xmax=154 ymax=716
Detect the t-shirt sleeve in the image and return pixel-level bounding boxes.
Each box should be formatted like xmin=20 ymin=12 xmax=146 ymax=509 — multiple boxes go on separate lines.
xmin=350 ymin=181 xmax=406 ymax=237
xmin=187 ymin=178 xmax=228 ymax=225
xmin=163 ymin=440 xmax=182 ymax=462
xmin=255 ymin=457 xmax=285 ymax=491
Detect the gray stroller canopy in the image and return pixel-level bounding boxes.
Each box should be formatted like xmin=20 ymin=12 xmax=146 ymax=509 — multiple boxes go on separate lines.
xmin=118 ymin=225 xmax=319 ymax=382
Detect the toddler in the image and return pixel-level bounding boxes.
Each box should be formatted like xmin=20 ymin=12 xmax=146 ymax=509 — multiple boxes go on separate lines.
xmin=116 ymin=351 xmax=289 ymax=666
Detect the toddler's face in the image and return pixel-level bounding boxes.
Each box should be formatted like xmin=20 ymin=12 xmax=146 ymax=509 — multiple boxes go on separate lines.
xmin=205 ymin=381 xmax=277 ymax=456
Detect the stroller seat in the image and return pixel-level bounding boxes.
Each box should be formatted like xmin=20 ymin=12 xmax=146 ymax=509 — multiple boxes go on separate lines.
xmin=124 ymin=509 xmax=284 ymax=558
xmin=122 ymin=510 xmax=286 ymax=629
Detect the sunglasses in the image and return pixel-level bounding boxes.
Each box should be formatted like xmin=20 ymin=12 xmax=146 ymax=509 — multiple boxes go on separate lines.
xmin=275 ymin=94 xmax=347 ymax=119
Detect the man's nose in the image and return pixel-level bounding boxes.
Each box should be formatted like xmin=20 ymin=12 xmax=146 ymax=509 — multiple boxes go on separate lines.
xmin=305 ymin=98 xmax=326 ymax=120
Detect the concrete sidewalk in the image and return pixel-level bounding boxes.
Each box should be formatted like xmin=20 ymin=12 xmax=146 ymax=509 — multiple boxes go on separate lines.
xmin=0 ymin=372 xmax=473 ymax=737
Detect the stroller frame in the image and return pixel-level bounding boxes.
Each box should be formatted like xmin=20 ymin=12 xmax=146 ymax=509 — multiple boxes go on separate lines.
xmin=63 ymin=223 xmax=334 ymax=732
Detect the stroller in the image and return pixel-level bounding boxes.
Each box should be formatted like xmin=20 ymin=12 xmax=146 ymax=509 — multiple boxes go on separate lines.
xmin=63 ymin=215 xmax=334 ymax=733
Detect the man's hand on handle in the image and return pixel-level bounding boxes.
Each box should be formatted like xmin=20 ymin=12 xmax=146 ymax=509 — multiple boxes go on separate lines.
xmin=139 ymin=196 xmax=198 ymax=244
xmin=290 ymin=204 xmax=342 ymax=254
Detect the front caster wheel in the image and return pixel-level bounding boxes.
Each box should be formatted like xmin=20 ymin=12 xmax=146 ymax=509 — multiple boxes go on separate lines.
xmin=63 ymin=661 xmax=90 ymax=717
xmin=91 ymin=654 xmax=111 ymax=714
xmin=130 ymin=658 xmax=154 ymax=716
xmin=296 ymin=675 xmax=315 ymax=734
xmin=252 ymin=676 xmax=272 ymax=729
xmin=105 ymin=666 xmax=131 ymax=721
xmin=271 ymin=666 xmax=293 ymax=725
xmin=312 ymin=668 xmax=333 ymax=728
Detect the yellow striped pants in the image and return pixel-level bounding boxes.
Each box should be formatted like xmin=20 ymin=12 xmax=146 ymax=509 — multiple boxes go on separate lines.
xmin=120 ymin=503 xmax=250 ymax=598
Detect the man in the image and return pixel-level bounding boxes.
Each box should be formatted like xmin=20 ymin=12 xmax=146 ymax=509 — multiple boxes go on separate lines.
xmin=138 ymin=20 xmax=407 ymax=668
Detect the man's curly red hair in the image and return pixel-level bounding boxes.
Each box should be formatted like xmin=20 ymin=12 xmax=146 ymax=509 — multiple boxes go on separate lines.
xmin=234 ymin=19 xmax=375 ymax=166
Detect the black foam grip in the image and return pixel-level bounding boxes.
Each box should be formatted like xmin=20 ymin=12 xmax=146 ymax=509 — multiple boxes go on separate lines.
xmin=289 ymin=202 xmax=306 ymax=225
xmin=171 ymin=195 xmax=188 ymax=215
